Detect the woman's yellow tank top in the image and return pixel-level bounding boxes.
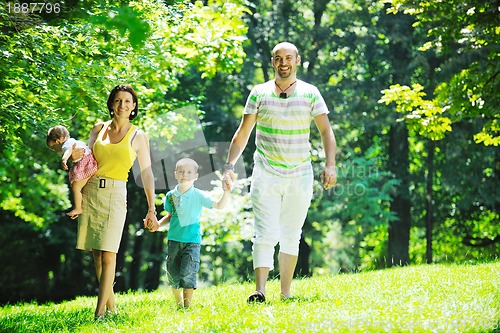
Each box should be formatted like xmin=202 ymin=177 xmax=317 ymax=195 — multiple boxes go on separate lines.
xmin=93 ymin=121 xmax=138 ymax=181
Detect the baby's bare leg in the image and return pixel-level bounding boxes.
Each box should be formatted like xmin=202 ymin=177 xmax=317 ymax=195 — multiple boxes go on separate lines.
xmin=67 ymin=177 xmax=90 ymax=219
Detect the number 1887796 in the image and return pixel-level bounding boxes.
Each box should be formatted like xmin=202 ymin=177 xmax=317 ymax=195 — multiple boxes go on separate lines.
xmin=7 ymin=2 xmax=61 ymax=14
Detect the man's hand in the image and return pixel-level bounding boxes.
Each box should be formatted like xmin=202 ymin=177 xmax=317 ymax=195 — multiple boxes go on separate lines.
xmin=321 ymin=165 xmax=337 ymax=190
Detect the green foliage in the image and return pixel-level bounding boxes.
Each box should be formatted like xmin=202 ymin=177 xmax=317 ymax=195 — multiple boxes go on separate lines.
xmin=0 ymin=0 xmax=248 ymax=227
xmin=200 ymin=176 xmax=253 ymax=285
xmin=308 ymin=145 xmax=400 ymax=272
xmin=379 ymin=83 xmax=452 ymax=140
xmin=432 ymin=129 xmax=500 ymax=259
xmin=442 ymin=68 xmax=500 ymax=146
xmin=172 ymin=1 xmax=250 ymax=78
xmin=0 ymin=155 xmax=70 ymax=227
xmin=384 ymin=0 xmax=500 ymax=145
xmin=1 ymin=262 xmax=498 ymax=332
xmin=88 ymin=5 xmax=151 ymax=50
xmin=433 ymin=211 xmax=500 ymax=263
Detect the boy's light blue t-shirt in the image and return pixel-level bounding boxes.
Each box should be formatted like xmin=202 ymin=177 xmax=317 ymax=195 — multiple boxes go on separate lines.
xmin=164 ymin=185 xmax=215 ymax=243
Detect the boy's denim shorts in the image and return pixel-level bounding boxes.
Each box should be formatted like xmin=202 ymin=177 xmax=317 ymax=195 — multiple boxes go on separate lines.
xmin=166 ymin=240 xmax=201 ymax=289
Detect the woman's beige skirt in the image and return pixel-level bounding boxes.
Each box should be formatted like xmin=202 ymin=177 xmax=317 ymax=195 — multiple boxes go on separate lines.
xmin=77 ymin=176 xmax=127 ymax=253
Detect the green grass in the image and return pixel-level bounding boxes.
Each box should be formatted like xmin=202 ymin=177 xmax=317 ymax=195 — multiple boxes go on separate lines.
xmin=1 ymin=262 xmax=499 ymax=332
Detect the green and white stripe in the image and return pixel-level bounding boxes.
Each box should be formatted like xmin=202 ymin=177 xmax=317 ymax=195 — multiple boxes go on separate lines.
xmin=244 ymin=79 xmax=329 ymax=176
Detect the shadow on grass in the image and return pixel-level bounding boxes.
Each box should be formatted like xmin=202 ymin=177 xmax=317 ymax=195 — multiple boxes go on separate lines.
xmin=245 ymin=294 xmax=320 ymax=306
xmin=0 ymin=308 xmax=94 ymax=333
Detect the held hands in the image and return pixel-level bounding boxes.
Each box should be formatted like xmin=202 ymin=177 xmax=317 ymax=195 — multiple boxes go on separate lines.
xmin=143 ymin=211 xmax=159 ymax=232
xmin=222 ymin=182 xmax=231 ymax=192
xmin=321 ymin=165 xmax=337 ymax=190
xmin=222 ymin=170 xmax=235 ymax=191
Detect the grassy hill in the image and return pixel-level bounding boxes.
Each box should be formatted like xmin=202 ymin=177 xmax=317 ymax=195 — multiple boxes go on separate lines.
xmin=1 ymin=261 xmax=499 ymax=332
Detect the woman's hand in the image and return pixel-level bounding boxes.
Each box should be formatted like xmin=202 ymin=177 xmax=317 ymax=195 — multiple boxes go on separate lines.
xmin=71 ymin=143 xmax=85 ymax=162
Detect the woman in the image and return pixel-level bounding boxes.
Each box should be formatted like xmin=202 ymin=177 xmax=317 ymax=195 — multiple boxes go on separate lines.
xmin=72 ymin=84 xmax=159 ymax=319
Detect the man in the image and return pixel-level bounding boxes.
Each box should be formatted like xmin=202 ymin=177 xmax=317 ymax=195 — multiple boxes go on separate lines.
xmin=223 ymin=42 xmax=337 ymax=302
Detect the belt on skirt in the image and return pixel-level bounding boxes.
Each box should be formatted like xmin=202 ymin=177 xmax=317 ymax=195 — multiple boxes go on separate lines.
xmin=90 ymin=176 xmax=127 ymax=189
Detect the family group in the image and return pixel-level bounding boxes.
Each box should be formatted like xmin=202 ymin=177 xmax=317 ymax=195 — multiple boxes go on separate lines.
xmin=46 ymin=42 xmax=337 ymax=320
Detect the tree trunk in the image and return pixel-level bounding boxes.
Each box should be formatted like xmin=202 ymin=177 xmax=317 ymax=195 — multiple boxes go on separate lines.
xmin=129 ymin=227 xmax=143 ymax=290
xmin=385 ymin=8 xmax=414 ymax=267
xmin=425 ymin=140 xmax=435 ymax=263
xmin=295 ymin=233 xmax=311 ymax=277
xmin=388 ymin=124 xmax=411 ymax=266
xmin=144 ymin=233 xmax=165 ymax=291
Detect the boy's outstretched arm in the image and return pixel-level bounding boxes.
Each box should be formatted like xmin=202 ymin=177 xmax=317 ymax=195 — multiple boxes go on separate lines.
xmin=155 ymin=212 xmax=171 ymax=231
xmin=212 ymin=188 xmax=230 ymax=210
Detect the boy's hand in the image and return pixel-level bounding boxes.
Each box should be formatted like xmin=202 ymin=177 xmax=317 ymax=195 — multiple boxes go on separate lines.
xmin=61 ymin=160 xmax=69 ymax=170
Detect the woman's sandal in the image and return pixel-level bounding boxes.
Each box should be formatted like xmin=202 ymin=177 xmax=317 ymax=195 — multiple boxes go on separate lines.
xmin=247 ymin=290 xmax=266 ymax=303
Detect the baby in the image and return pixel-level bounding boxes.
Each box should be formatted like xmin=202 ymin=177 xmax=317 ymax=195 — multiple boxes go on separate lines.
xmin=46 ymin=125 xmax=98 ymax=219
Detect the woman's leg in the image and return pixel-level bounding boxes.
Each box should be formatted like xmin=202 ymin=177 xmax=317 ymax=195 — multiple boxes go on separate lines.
xmin=92 ymin=249 xmax=117 ymax=317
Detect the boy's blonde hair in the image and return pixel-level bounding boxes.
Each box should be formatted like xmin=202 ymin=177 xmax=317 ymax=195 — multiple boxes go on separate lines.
xmin=175 ymin=158 xmax=199 ymax=172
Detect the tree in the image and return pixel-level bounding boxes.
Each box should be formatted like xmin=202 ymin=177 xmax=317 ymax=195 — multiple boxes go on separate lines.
xmin=381 ymin=0 xmax=499 ymax=146
xmin=380 ymin=0 xmax=500 ymax=261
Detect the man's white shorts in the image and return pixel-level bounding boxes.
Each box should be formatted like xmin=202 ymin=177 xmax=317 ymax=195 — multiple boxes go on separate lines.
xmin=250 ymin=166 xmax=314 ymax=270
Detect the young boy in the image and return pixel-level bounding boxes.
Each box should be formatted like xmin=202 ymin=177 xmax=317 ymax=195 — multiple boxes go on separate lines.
xmin=157 ymin=157 xmax=231 ymax=308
